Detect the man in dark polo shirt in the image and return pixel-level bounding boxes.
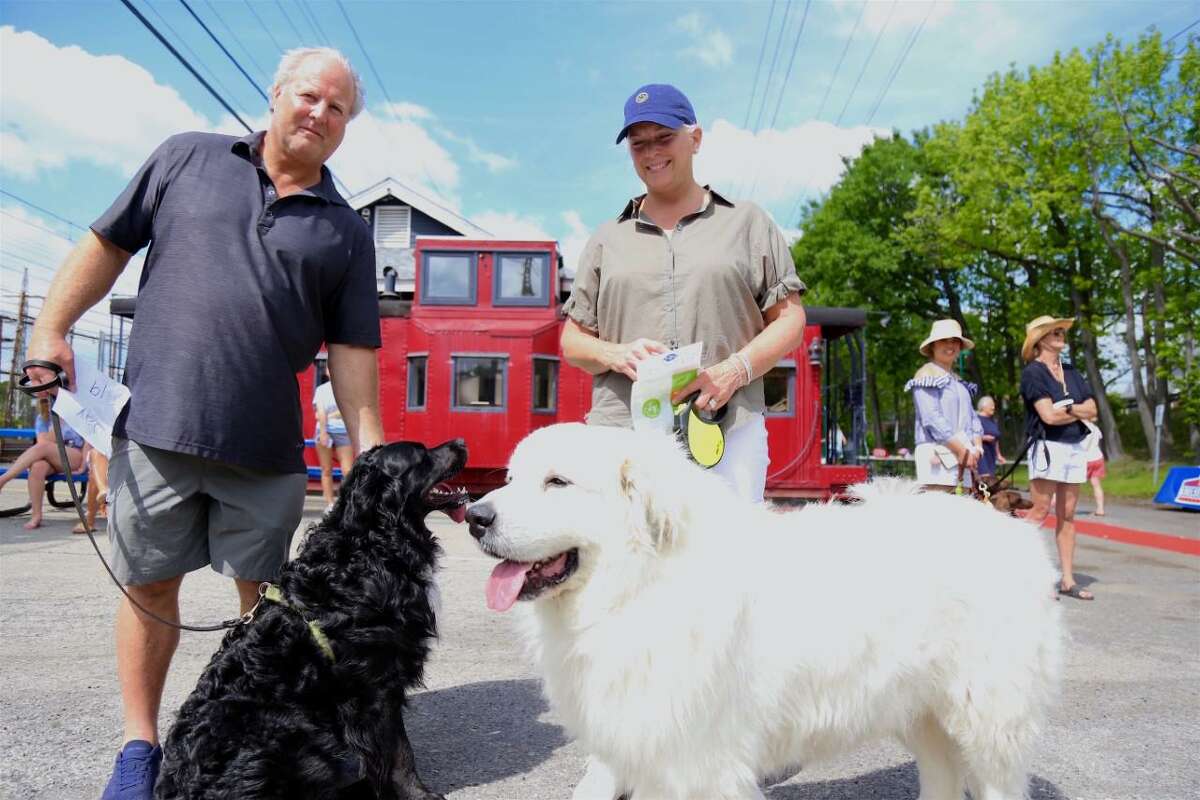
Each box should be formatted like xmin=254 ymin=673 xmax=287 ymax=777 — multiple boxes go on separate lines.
xmin=25 ymin=47 xmax=383 ymax=800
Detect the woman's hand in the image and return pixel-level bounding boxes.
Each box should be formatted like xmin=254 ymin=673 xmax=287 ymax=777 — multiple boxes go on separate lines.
xmin=605 ymin=338 xmax=669 ymax=380
xmin=673 ymin=357 xmax=745 ymax=413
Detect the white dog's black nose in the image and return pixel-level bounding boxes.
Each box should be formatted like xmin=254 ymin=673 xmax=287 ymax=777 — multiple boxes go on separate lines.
xmin=466 ymin=503 xmax=495 ymax=540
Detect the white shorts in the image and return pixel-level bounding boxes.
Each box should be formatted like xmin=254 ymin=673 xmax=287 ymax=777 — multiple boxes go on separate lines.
xmin=711 ymin=414 xmax=770 ymax=503
xmin=1028 ymin=438 xmax=1088 ymax=484
xmin=914 ymin=443 xmax=969 ymax=488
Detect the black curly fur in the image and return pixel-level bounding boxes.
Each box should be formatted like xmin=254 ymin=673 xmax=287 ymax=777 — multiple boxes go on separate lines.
xmin=155 ymin=440 xmax=467 ymax=800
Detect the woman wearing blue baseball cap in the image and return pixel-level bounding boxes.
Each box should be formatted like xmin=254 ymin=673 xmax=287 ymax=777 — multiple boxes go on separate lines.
xmin=561 ymin=83 xmax=808 ymax=505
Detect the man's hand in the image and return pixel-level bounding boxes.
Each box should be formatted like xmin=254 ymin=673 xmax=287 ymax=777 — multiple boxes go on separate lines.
xmin=24 ymin=331 xmax=77 ymax=396
xmin=604 ymin=338 xmax=669 ymax=381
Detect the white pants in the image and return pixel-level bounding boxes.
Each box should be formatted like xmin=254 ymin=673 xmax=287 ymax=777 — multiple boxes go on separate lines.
xmin=710 ymin=414 xmax=769 ymax=503
xmin=1028 ymin=437 xmax=1088 ymax=484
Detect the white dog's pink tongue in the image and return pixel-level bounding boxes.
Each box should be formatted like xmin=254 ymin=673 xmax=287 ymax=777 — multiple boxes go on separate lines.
xmin=486 ymin=560 xmax=533 ymax=612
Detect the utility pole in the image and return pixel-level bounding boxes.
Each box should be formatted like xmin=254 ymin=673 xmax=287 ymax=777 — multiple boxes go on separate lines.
xmin=4 ymin=269 xmax=30 ymax=426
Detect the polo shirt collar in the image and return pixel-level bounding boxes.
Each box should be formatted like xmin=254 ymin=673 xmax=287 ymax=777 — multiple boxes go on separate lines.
xmin=617 ymin=185 xmax=735 ymax=222
xmin=231 ymin=131 xmax=349 ymax=208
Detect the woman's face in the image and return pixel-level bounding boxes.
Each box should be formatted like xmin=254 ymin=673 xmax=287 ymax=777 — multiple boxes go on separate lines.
xmin=626 ymin=122 xmax=700 ymax=195
xmin=1038 ymin=327 xmax=1067 ymax=355
xmin=931 ymin=338 xmax=961 ymax=364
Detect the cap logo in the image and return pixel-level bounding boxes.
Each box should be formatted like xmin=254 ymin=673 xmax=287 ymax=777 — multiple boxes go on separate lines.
xmin=635 ymin=91 xmax=649 ymax=104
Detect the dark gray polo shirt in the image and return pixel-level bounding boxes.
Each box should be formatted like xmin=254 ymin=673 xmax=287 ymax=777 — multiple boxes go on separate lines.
xmin=93 ymin=131 xmax=379 ymax=473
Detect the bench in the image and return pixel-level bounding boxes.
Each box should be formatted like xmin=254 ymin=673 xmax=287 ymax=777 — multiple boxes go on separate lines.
xmin=0 ymin=427 xmax=89 ymax=515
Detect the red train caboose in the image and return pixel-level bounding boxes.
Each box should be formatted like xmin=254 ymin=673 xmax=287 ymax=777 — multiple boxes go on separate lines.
xmin=295 ymin=236 xmax=869 ymax=499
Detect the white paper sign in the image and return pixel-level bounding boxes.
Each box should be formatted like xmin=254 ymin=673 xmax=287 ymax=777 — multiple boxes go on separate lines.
xmin=51 ymin=360 xmax=130 ymax=458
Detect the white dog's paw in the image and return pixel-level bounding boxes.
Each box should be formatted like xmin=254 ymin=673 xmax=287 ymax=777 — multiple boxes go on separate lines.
xmin=571 ymin=756 xmax=622 ymax=800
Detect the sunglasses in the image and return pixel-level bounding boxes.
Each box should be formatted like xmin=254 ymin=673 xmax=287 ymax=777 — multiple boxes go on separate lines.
xmin=1049 ymin=328 xmax=1067 ymax=336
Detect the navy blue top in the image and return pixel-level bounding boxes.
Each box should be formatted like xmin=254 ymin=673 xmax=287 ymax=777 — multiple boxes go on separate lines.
xmin=978 ymin=415 xmax=1001 ymax=476
xmin=93 ymin=131 xmax=380 ymax=473
xmin=1020 ymin=361 xmax=1093 ymax=444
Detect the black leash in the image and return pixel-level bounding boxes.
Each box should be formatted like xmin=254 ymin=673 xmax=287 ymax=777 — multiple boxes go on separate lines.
xmin=18 ymin=360 xmax=246 ymax=633
xmin=982 ymin=432 xmax=1039 ymax=495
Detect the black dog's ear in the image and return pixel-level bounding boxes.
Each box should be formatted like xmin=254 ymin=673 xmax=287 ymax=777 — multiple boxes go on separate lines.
xmin=334 ymin=445 xmax=415 ymax=531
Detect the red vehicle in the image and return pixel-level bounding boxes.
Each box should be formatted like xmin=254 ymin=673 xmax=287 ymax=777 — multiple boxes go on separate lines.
xmin=295 ymin=237 xmax=869 ymax=499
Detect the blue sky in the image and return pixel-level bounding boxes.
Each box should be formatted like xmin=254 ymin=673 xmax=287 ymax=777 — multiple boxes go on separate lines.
xmin=1 ymin=0 xmax=1196 ymax=339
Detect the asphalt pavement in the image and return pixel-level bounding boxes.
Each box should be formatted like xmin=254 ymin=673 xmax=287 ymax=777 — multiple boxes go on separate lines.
xmin=1 ymin=483 xmax=1197 ymax=800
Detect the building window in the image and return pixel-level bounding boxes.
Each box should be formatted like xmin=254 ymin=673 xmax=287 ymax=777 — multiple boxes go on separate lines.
xmin=532 ymin=356 xmax=558 ymax=413
xmin=763 ymin=361 xmax=796 ymax=416
xmin=453 ymin=355 xmax=507 ymax=411
xmin=374 ymin=205 xmax=411 ymax=248
xmin=420 ymin=252 xmax=477 ymax=305
xmin=407 ymin=355 xmax=427 ymax=409
xmin=494 ymin=252 xmax=551 ymax=306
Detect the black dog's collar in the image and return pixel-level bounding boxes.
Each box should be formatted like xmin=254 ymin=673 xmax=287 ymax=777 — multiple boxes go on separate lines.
xmin=253 ymin=583 xmax=336 ymax=662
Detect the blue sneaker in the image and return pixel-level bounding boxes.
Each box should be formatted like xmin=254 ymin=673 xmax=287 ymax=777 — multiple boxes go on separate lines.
xmin=100 ymin=740 xmax=162 ymax=800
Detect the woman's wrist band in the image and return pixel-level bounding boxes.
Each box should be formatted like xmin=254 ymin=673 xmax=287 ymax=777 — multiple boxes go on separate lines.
xmin=733 ymin=351 xmax=753 ymax=387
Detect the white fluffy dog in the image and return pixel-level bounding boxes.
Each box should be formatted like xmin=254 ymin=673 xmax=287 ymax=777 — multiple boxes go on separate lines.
xmin=465 ymin=423 xmax=1063 ymax=800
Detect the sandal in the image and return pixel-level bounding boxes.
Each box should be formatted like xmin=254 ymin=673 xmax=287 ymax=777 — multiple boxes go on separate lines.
xmin=1058 ymin=583 xmax=1094 ymax=601
xmin=72 ymin=522 xmax=94 ymax=535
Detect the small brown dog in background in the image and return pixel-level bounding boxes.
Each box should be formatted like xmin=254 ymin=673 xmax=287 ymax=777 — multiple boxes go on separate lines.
xmin=986 ymin=478 xmax=1035 ymax=516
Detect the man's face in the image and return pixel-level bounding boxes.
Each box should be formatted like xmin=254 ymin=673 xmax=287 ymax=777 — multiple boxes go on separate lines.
xmin=268 ymin=56 xmax=356 ymax=168
xmin=626 ymin=122 xmax=701 ymax=193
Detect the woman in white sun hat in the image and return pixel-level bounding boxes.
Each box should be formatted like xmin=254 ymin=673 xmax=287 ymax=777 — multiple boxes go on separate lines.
xmin=1020 ymin=314 xmax=1098 ymax=601
xmin=906 ymin=319 xmax=983 ymax=491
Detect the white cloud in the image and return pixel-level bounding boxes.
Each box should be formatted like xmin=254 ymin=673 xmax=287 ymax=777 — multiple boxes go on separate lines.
xmin=695 ymin=118 xmax=890 ymax=204
xmin=675 ymin=13 xmax=734 ymax=68
xmin=470 ymin=211 xmax=555 ymax=242
xmin=0 ymin=27 xmax=217 ymax=179
xmin=438 ymin=129 xmax=518 ymax=174
xmin=329 ymin=109 xmax=462 ymax=205
xmin=379 ymin=102 xmax=434 ymax=120
xmin=559 ymin=210 xmax=591 ymax=276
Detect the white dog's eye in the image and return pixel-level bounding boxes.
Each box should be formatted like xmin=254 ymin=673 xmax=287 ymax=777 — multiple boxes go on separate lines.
xmin=544 ymin=475 xmax=572 ymax=489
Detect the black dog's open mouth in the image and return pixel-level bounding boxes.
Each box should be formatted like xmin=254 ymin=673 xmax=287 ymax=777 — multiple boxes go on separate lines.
xmin=425 ymin=483 xmax=470 ymax=524
xmin=485 ymin=549 xmax=579 ymax=612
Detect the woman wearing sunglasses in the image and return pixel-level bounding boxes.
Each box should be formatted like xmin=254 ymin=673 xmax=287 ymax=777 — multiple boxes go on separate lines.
xmin=1020 ymin=315 xmax=1098 ymax=600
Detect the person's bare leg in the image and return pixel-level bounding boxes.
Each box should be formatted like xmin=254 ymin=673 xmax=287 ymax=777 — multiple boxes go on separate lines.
xmin=0 ymin=442 xmax=60 ymax=487
xmin=1026 ymin=478 xmax=1055 ymax=527
xmin=24 ymin=460 xmax=52 ymax=529
xmin=117 ymin=575 xmax=184 ymax=745
xmin=316 ymin=443 xmax=335 ymax=506
xmin=1090 ymin=474 xmax=1106 ymax=515
xmin=335 ymin=444 xmax=355 ymax=497
xmin=1055 ymin=484 xmax=1090 ymax=594
xmin=235 ymin=577 xmax=263 ymax=615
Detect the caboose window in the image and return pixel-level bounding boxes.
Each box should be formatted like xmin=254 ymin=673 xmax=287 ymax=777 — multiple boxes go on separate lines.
xmin=421 ymin=252 xmax=477 ymax=305
xmin=452 ymin=355 xmax=507 ymax=411
xmin=407 ymin=355 xmax=427 ymax=410
xmin=763 ymin=361 xmax=796 ymax=416
xmin=494 ymin=252 xmax=550 ymax=306
xmin=532 ymin=356 xmax=558 ymax=413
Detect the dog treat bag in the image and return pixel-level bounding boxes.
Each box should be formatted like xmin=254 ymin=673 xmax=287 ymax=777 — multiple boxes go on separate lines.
xmin=631 ymin=343 xmax=702 ymax=434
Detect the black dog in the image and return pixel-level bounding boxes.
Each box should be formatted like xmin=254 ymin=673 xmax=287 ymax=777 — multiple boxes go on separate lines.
xmin=155 ymin=440 xmax=469 ymax=800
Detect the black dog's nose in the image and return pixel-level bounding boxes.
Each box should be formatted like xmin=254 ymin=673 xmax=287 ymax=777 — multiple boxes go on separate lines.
xmin=466 ymin=503 xmax=494 ymax=540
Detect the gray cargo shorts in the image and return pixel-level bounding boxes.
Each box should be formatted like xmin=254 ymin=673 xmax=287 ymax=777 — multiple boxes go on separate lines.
xmin=107 ymin=437 xmax=308 ymax=586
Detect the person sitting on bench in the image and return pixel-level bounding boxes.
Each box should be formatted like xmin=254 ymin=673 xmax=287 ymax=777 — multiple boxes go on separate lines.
xmin=0 ymin=397 xmax=86 ymax=530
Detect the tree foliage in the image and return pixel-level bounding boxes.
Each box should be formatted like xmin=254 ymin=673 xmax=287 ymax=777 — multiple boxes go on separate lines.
xmin=793 ymin=31 xmax=1199 ymax=459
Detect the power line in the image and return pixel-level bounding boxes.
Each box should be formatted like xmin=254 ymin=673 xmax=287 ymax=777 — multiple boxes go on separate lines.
xmin=242 ymin=0 xmax=287 ymax=57
xmin=836 ymin=0 xmax=898 ymax=126
xmin=816 ymin=0 xmax=867 ymax=121
xmin=178 ymin=0 xmax=269 ymax=102
xmin=143 ymin=0 xmax=255 ymax=120
xmin=334 ymin=0 xmax=447 ymax=198
xmin=120 ymin=0 xmax=253 ymax=132
xmin=0 ymin=190 xmax=89 ymax=234
xmin=753 ymin=0 xmax=793 ymax=135
xmin=201 ymin=0 xmax=272 ymax=82
xmin=298 ymin=0 xmax=335 ymax=46
xmin=769 ymin=0 xmax=813 ymax=130
xmin=1166 ymin=17 xmax=1199 ymax=42
xmin=274 ymin=0 xmax=309 ymax=46
xmin=743 ymin=0 xmax=778 ymax=130
xmin=0 ymin=210 xmax=79 ymax=245
xmin=866 ymin=2 xmax=935 ymax=125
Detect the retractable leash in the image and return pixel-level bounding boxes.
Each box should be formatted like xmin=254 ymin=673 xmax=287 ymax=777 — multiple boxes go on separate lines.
xmin=18 ymin=360 xmax=247 ymax=633
xmin=673 ymin=392 xmax=727 ymax=468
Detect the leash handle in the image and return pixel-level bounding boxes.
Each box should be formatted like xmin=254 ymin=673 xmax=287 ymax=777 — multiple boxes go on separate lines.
xmin=22 ymin=361 xmax=242 ymax=633
xmin=18 ymin=359 xmax=70 ymax=395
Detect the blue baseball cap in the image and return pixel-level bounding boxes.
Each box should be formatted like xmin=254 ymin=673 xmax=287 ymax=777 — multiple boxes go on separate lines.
xmin=615 ymin=84 xmax=697 ymax=144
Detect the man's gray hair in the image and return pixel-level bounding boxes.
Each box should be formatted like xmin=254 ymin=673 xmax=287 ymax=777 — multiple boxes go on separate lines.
xmin=271 ymin=47 xmax=366 ymax=118
xmin=977 ymin=395 xmax=996 ymax=412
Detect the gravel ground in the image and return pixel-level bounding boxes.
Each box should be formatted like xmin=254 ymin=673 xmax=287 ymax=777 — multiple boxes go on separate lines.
xmin=1 ymin=484 xmax=1197 ymax=800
